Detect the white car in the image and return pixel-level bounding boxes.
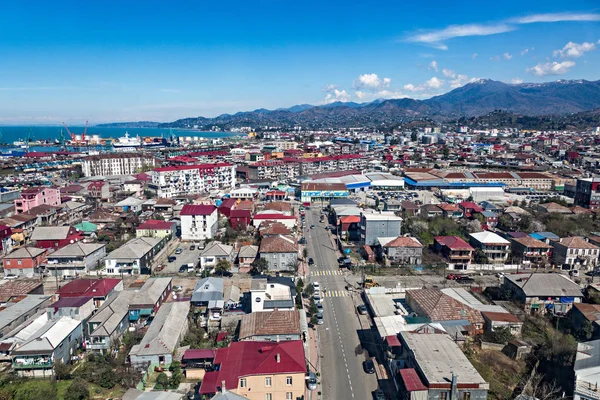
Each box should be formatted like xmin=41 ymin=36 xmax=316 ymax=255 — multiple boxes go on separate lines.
xmin=313 ymin=282 xmax=320 ymax=291
xmin=3 ymin=274 xmax=17 ymax=280
xmin=313 ymin=294 xmax=321 ymax=302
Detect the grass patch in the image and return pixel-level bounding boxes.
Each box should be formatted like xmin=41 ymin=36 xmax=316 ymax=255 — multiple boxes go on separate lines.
xmin=467 ymin=349 xmax=526 ymax=400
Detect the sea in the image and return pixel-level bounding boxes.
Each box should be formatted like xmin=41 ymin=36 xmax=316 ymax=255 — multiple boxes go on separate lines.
xmin=0 ymin=126 xmax=237 ymax=152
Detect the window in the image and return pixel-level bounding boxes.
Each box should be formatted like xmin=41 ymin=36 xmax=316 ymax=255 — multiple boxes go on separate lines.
xmin=265 ymin=395 xmax=272 ymax=400
xmin=440 ymin=393 xmax=448 ymax=400
xmin=286 ymin=393 xmax=293 ymax=400
xmin=240 ymin=378 xmax=246 ymax=388
xmin=17 ymin=260 xmax=22 ymax=266
xmin=265 ymin=377 xmax=271 ymax=387
xmin=286 ymin=376 xmax=293 ymax=385
xmin=5 ymin=260 xmax=9 ymax=266
xmin=463 ymin=393 xmax=471 ymax=400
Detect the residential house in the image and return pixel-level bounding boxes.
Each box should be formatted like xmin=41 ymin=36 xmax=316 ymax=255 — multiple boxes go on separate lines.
xmin=469 ymin=231 xmax=510 ymax=264
xmin=377 ymin=236 xmax=423 ymax=265
xmin=61 ymin=201 xmax=89 ymax=224
xmin=199 ymin=340 xmax=306 ymax=400
xmin=396 ymin=332 xmax=489 ymax=400
xmin=45 ymin=242 xmax=107 ymax=278
xmin=0 ymin=295 xmax=53 ymax=337
xmin=86 ymin=290 xmax=137 ymax=354
xmin=229 ymin=209 xmax=251 ymax=231
xmin=421 ymin=204 xmax=443 ymax=218
xmin=258 ymin=221 xmax=292 ymax=238
xmin=382 ymin=199 xmax=402 ymax=212
xmin=46 ymin=296 xmax=95 ymax=322
xmin=0 ymin=280 xmax=44 ymax=304
xmin=359 ymin=212 xmax=402 ymax=246
xmin=510 ymin=236 xmax=553 ymax=267
xmin=529 ymin=231 xmax=560 ymax=244
xmin=123 ymin=180 xmax=144 ymax=197
xmin=2 ymin=247 xmax=47 ymax=278
xmin=153 ymin=198 xmax=176 ymax=217
xmin=263 ymin=201 xmax=293 ymax=216
xmin=180 ymin=204 xmax=218 ymax=241
xmin=121 ymin=389 xmax=186 ymax=400
xmin=237 ymin=245 xmax=258 ymax=273
xmin=191 ymin=278 xmax=224 ymax=307
xmin=0 ymin=225 xmax=12 ymax=256
xmin=338 ymin=215 xmax=361 ymax=241
xmin=537 ymin=202 xmax=572 ymax=214
xmin=14 ymin=187 xmax=61 ymax=214
xmin=30 ymin=226 xmax=84 ymax=250
xmin=103 ymin=236 xmax=166 ymax=275
xmin=553 ymin=236 xmax=600 ymax=271
xmin=199 ymin=241 xmax=235 ymax=270
xmin=252 ymin=213 xmax=296 ymax=229
xmin=573 ymin=339 xmax=600 ymax=400
xmin=128 ymin=277 xmax=172 ymax=323
xmin=24 ymin=204 xmax=59 ymax=226
xmin=259 ymin=235 xmax=298 ymax=272
xmin=478 ymin=211 xmax=499 ymax=229
xmin=87 ymin=181 xmax=111 ymax=201
xmin=572 ymin=303 xmax=600 ymax=340
xmin=481 ymin=312 xmax=524 ymax=337
xmin=238 ymin=310 xmax=302 ymax=342
xmin=459 ymin=201 xmax=484 ymax=218
xmin=11 ymin=316 xmax=82 ymax=377
xmin=56 ymin=278 xmax=123 ymax=308
xmin=113 ymin=197 xmax=145 ymax=213
xmin=405 ymin=288 xmax=484 ymax=334
xmin=250 ymin=276 xmax=295 ymax=313
xmin=433 ymin=236 xmax=474 ymax=269
xmin=503 ymin=273 xmax=583 ymax=313
xmin=438 ymin=203 xmax=463 ymax=219
xmin=136 ymin=220 xmax=176 ymax=239
xmin=400 ymin=201 xmax=420 ymax=216
xmin=129 ymin=301 xmax=190 ymax=366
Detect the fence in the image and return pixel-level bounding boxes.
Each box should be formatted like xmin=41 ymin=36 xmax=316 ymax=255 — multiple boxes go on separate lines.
xmin=448 ymin=263 xmax=520 ymax=272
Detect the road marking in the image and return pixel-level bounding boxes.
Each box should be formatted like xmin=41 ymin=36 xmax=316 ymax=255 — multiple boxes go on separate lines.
xmin=323 ymin=290 xmax=348 ymax=298
xmin=311 ymin=270 xmax=343 ymax=276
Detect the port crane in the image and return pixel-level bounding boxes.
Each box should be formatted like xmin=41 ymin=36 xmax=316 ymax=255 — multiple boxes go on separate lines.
xmin=62 ymin=121 xmax=88 ymax=143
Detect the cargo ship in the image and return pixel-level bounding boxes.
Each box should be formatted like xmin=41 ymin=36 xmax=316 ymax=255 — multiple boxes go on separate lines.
xmin=113 ymin=132 xmax=174 ymax=150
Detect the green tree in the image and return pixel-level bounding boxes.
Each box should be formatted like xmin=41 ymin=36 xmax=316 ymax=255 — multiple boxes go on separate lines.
xmin=156 ymin=372 xmax=169 ymax=388
xmin=99 ymin=368 xmax=118 ymax=389
xmin=53 ymin=360 xmax=71 ymax=380
xmin=304 ymin=283 xmax=315 ymax=297
xmin=303 ymin=248 xmax=308 ymax=260
xmin=296 ymin=278 xmax=304 ymax=292
xmin=215 ymin=258 xmax=231 ymax=273
xmin=577 ymin=320 xmax=594 ymax=341
xmin=65 ymin=378 xmax=90 ymax=400
xmin=251 ymin=257 xmax=269 ymax=275
xmin=14 ymin=381 xmax=57 ymax=400
xmin=442 ymin=146 xmax=450 ymax=160
xmin=485 ymin=326 xmax=514 ymax=344
xmin=474 ymin=249 xmax=488 ymax=264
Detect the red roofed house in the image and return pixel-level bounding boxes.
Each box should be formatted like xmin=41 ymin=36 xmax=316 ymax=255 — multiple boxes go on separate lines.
xmin=56 ymin=278 xmax=123 ymax=308
xmin=180 ymin=204 xmax=218 ymax=241
xmin=229 ymin=209 xmax=251 ymax=231
xmin=30 ymin=226 xmax=84 ymax=250
xmin=433 ymin=236 xmax=474 ymax=269
xmin=199 ymin=340 xmax=306 ymax=400
xmin=0 ymin=225 xmax=13 ymax=255
xmin=379 ymin=236 xmax=423 ymax=265
xmin=339 ymin=215 xmax=361 ymax=241
xmin=15 ymin=187 xmax=61 ymax=214
xmin=88 ymin=181 xmax=111 ymax=201
xmin=218 ymin=198 xmax=237 ymax=218
xmin=136 ymin=220 xmax=176 ymax=239
xmin=459 ymin=201 xmax=484 ymax=218
xmin=264 ymin=190 xmax=286 ymax=201
xmin=2 ymin=247 xmax=47 ymax=278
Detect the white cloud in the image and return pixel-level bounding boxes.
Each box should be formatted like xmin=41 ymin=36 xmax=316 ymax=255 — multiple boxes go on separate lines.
xmin=472 ymin=53 xmax=478 ymax=59
xmin=353 ymin=73 xmax=391 ymax=91
xmin=553 ymin=41 xmax=597 ymax=58
xmin=428 ymin=60 xmax=439 ymax=72
xmin=406 ymin=23 xmax=514 ymax=49
xmin=323 ymin=89 xmax=351 ymax=104
xmin=503 ymin=52 xmax=513 ymax=60
xmin=403 ymin=83 xmax=422 ymax=92
xmin=527 ymin=61 xmax=576 ymax=76
xmin=322 ymin=84 xmax=338 ymax=92
xmin=403 ymin=77 xmax=444 ymax=92
xmin=511 ymin=12 xmax=600 ymax=24
xmin=510 ymin=78 xmax=523 ymax=84
xmin=520 ymin=47 xmax=533 ymax=55
xmin=442 ymin=68 xmax=457 ymax=78
xmin=490 ymin=55 xmax=500 ymax=62
xmin=450 ymin=74 xmax=478 ymax=89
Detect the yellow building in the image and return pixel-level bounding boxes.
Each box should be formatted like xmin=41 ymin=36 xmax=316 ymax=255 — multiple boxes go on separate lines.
xmin=199 ymin=340 xmax=306 ymax=400
xmin=135 ymin=220 xmax=175 ymax=239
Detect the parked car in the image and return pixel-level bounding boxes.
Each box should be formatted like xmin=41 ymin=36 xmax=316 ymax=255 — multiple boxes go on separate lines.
xmin=179 ymin=265 xmax=188 ymax=273
xmin=155 ymin=264 xmax=166 ymax=272
xmin=3 ymin=274 xmax=18 ymax=280
xmin=310 ymin=224 xmax=315 ymax=229
xmin=363 ymin=359 xmax=376 ymax=374
xmin=316 ymin=312 xmax=324 ymax=325
xmin=313 ymin=294 xmax=321 ymax=303
xmin=168 ymin=256 xmax=177 ymax=262
xmin=189 ymin=245 xmax=196 ymax=250
xmin=313 ymin=281 xmax=320 ymax=291
xmin=316 ymin=302 xmax=324 ymax=313
xmin=357 ymin=304 xmax=368 ymax=315
xmin=456 ymin=276 xmax=474 ymax=283
xmin=570 ymin=269 xmax=580 ymax=277
xmin=306 ymin=372 xmax=317 ymax=390
xmin=373 ymin=389 xmax=387 ymax=400
xmin=308 ymin=258 xmax=314 ymax=265
xmin=175 ymin=248 xmax=183 ymax=254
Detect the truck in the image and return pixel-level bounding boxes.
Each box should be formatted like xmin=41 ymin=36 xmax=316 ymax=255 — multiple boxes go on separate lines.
xmin=363 ymin=276 xmax=379 ymax=289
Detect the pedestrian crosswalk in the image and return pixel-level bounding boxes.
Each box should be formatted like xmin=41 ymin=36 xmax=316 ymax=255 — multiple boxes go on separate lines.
xmin=311 ymin=270 xmax=344 ymax=276
xmin=321 ymin=290 xmax=349 ymax=298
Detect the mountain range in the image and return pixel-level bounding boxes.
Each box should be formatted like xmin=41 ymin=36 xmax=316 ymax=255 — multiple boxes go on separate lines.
xmin=98 ymin=79 xmax=600 ymax=130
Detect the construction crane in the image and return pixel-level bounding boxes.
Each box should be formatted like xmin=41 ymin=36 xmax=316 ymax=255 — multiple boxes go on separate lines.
xmin=62 ymin=122 xmax=75 ymax=141
xmin=62 ymin=121 xmax=89 ymax=143
xmin=57 ymin=129 xmax=67 ymax=150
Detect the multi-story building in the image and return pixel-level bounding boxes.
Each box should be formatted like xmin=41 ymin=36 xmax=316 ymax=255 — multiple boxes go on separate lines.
xmin=14 ymin=187 xmax=61 ymax=214
xmin=103 ymin=237 xmax=166 ymax=275
xmin=87 ymin=181 xmax=111 ymax=201
xmin=2 ymin=247 xmax=47 ymax=278
xmin=247 ymin=160 xmax=300 ymax=181
xmin=150 ymin=163 xmax=236 ymax=198
xmin=469 ymin=231 xmax=510 ymax=264
xmin=574 ymin=177 xmax=600 ymax=210
xmin=180 ymin=204 xmax=218 ymax=241
xmin=553 ymin=236 xmax=600 ymax=271
xmin=86 ymin=290 xmax=136 ymax=354
xmin=81 ymin=153 xmax=158 ymax=177
xmin=199 ymin=340 xmax=306 ymax=400
xmin=510 ymin=236 xmax=553 ymax=267
xmin=45 ymin=242 xmax=107 ymax=278
xmin=359 ymin=212 xmax=402 ymax=246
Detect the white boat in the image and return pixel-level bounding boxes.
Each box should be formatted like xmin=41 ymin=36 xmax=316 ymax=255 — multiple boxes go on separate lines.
xmin=112 ymin=132 xmax=141 ymax=150
xmin=13 ymin=140 xmax=28 ymax=149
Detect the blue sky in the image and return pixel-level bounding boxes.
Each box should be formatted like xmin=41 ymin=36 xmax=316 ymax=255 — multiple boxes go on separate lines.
xmin=0 ymin=0 xmax=599 ymax=124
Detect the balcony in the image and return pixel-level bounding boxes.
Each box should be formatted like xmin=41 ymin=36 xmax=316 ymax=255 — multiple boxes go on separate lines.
xmin=13 ymin=359 xmax=52 ymax=369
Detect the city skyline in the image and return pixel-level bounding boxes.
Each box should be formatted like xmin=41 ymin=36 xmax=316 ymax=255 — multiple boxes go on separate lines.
xmin=0 ymin=0 xmax=599 ymax=124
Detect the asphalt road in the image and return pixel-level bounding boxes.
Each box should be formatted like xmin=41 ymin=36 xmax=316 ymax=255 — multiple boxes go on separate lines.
xmin=306 ymin=208 xmax=378 ymax=400
xmin=155 ymin=240 xmax=202 ymax=275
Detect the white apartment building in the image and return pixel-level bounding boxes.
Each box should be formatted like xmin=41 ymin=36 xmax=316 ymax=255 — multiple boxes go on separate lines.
xmin=180 ymin=204 xmax=218 ymax=241
xmin=150 ymin=163 xmax=236 ymax=198
xmin=81 ymin=154 xmax=158 ymax=177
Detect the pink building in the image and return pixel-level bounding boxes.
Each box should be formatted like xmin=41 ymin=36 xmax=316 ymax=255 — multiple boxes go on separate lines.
xmin=15 ymin=187 xmax=61 ymax=214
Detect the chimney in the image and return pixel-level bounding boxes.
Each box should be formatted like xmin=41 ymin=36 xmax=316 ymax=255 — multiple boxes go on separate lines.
xmin=221 ymin=380 xmax=226 ymax=392
xmin=276 ymin=353 xmax=281 ymax=363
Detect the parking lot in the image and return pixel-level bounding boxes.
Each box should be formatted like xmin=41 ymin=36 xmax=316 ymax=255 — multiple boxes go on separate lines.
xmin=156 ymin=242 xmax=203 ymax=276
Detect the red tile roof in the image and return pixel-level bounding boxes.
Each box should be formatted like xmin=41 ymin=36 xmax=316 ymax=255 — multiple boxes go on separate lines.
xmin=57 ymin=278 xmax=121 ymax=298
xmin=153 ymin=162 xmax=232 ymax=172
xmin=260 ymin=235 xmax=298 ymax=253
xmin=253 ymin=213 xmax=296 ymax=220
xmin=137 ymin=220 xmax=175 ymax=231
xmin=180 ymin=204 xmax=217 ymax=216
xmin=340 ymin=215 xmax=361 ymax=224
xmin=481 ymin=311 xmax=521 ymax=323
xmin=384 ymin=237 xmax=423 ymax=248
xmin=199 ymin=340 xmax=305 ymax=394
xmin=407 ymin=288 xmax=484 ymax=325
xmin=385 ymin=335 xmax=401 ymax=347
xmin=399 ymin=368 xmax=427 ymax=392
xmin=183 ymin=349 xmax=216 ymax=360
xmin=434 ymin=236 xmax=474 ymax=250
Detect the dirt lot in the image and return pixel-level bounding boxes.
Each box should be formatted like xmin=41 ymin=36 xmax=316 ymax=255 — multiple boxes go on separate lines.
xmin=467 ymin=348 xmax=527 ymax=400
